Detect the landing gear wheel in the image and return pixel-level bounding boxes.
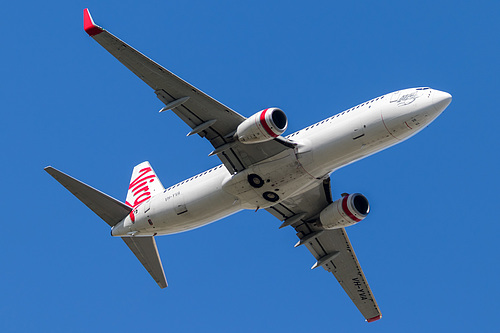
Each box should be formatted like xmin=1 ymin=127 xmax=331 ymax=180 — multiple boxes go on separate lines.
xmin=263 ymin=191 xmax=280 ymax=202
xmin=248 ymin=174 xmax=264 ymax=188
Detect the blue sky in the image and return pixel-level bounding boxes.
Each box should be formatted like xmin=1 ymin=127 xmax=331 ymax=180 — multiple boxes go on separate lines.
xmin=2 ymin=1 xmax=499 ymax=332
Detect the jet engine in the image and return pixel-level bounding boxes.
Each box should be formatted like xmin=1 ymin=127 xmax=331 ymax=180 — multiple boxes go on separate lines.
xmin=236 ymin=108 xmax=288 ymax=144
xmin=319 ymin=193 xmax=369 ymax=230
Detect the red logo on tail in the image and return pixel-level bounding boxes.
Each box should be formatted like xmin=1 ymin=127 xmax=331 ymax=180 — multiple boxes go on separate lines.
xmin=125 ymin=167 xmax=157 ymax=222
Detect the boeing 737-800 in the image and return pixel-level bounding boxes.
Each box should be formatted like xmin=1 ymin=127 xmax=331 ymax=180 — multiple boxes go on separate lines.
xmin=45 ymin=9 xmax=452 ymax=323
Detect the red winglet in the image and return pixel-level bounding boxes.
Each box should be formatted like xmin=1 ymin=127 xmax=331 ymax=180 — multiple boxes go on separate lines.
xmin=366 ymin=315 xmax=382 ymax=323
xmin=83 ymin=8 xmax=103 ymax=36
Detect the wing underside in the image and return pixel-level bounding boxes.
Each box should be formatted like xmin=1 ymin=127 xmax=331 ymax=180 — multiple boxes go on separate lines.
xmin=83 ymin=9 xmax=293 ymax=174
xmin=266 ymin=179 xmax=382 ymax=322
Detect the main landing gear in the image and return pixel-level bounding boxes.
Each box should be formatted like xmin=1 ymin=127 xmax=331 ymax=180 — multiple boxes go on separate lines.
xmin=247 ymin=174 xmax=264 ymax=188
xmin=247 ymin=173 xmax=280 ymax=203
xmin=263 ymin=191 xmax=279 ymax=202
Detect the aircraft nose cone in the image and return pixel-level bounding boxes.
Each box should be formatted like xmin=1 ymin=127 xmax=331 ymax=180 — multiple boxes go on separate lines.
xmin=432 ymin=90 xmax=452 ymax=112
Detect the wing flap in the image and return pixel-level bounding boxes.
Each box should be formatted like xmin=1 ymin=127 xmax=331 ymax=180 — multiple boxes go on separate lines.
xmin=122 ymin=236 xmax=167 ymax=288
xmin=44 ymin=166 xmax=131 ymax=227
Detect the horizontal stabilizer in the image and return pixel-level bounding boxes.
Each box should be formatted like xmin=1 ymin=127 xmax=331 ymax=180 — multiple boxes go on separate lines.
xmin=44 ymin=166 xmax=131 ymax=227
xmin=122 ymin=237 xmax=167 ymax=288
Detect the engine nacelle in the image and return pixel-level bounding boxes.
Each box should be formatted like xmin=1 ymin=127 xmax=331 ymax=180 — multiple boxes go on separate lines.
xmin=236 ymin=108 xmax=288 ymax=144
xmin=319 ymin=193 xmax=370 ymax=230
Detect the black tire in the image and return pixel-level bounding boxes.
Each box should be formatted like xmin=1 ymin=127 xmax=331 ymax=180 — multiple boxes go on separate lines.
xmin=248 ymin=174 xmax=264 ymax=188
xmin=263 ymin=191 xmax=280 ymax=202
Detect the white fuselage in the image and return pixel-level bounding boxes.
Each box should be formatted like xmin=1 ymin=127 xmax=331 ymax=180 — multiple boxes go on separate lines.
xmin=111 ymin=88 xmax=451 ymax=237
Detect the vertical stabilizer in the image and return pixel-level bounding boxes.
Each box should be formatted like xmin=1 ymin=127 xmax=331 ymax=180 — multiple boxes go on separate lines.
xmin=126 ymin=161 xmax=164 ymax=208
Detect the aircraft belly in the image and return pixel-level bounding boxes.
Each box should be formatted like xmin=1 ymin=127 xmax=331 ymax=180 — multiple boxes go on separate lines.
xmin=222 ymin=149 xmax=315 ymax=209
xmin=125 ymin=171 xmax=240 ymax=235
xmin=298 ymin=110 xmax=405 ymax=176
xmin=304 ymin=129 xmax=364 ymax=176
xmin=143 ymin=194 xmax=240 ymax=235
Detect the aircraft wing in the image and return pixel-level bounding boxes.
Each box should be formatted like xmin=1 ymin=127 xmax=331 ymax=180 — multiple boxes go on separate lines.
xmin=83 ymin=9 xmax=293 ymax=174
xmin=266 ymin=179 xmax=382 ymax=322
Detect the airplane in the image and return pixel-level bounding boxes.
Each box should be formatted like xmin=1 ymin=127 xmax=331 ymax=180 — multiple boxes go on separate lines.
xmin=45 ymin=8 xmax=452 ymax=323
